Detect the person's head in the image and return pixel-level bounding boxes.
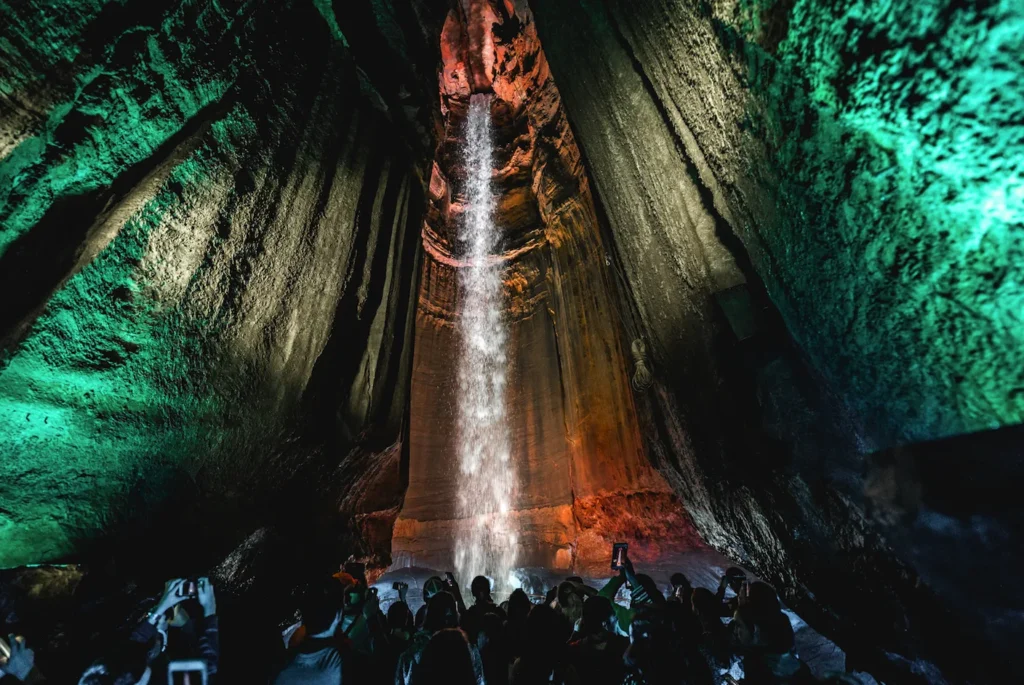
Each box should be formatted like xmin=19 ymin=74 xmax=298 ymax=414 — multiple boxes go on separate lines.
xmin=581 ymin=595 xmax=616 ymax=635
xmin=744 ymin=581 xmax=781 ymax=617
xmin=544 ymin=585 xmax=558 ymax=605
xmin=471 ymin=575 xmax=491 ymax=603
xmin=423 ymin=591 xmax=459 ymax=633
xmin=343 ymin=582 xmax=366 ymax=612
xmin=691 ymin=587 xmax=721 ymax=629
xmin=388 ymin=601 xmax=414 ymax=636
xmin=507 ymin=588 xmax=532 ymax=623
xmin=423 ymin=576 xmax=447 ymax=603
xmin=301 ymin=578 xmax=345 ymax=637
xmin=565 ymin=576 xmax=583 ymax=584
xmin=477 ymin=611 xmax=506 ymax=652
xmin=724 ymin=567 xmax=746 ymax=594
xmin=412 ymin=628 xmax=477 ymax=685
xmin=78 ymin=640 xmax=151 ymax=685
xmin=556 ymin=581 xmax=583 ymax=623
xmin=669 ymin=572 xmax=692 ymax=602
xmin=525 ymin=603 xmax=570 ymax=654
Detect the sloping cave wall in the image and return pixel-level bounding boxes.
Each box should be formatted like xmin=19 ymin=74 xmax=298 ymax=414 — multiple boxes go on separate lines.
xmin=1 ymin=0 xmax=1020 ymax=682
xmin=392 ymin=1 xmax=701 ymax=577
xmin=0 ymin=0 xmax=448 ymax=588
xmin=530 ymin=0 xmax=1023 ymax=682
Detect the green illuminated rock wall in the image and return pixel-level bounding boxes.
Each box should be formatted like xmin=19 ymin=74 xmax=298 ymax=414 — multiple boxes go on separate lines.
xmin=536 ymin=0 xmax=1024 ymax=448
xmin=0 ymin=0 xmax=437 ymax=569
xmin=531 ymin=0 xmax=1023 ymax=679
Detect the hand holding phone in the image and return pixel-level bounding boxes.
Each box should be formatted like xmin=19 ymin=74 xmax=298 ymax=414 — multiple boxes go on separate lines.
xmin=0 ymin=635 xmax=35 ymax=681
xmin=152 ymin=579 xmax=190 ymax=618
xmin=611 ymin=542 xmax=629 ymax=570
xmin=444 ymin=571 xmax=456 ymax=587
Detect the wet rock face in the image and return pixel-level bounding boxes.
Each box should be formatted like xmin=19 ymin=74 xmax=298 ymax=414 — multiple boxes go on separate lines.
xmin=531 ymin=0 xmax=1023 ymax=680
xmin=0 ymin=0 xmax=445 ymax=572
xmin=393 ymin=0 xmax=701 ymax=575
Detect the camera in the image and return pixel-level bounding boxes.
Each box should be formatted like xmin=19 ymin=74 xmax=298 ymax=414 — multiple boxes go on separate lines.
xmin=176 ymin=579 xmax=200 ymax=599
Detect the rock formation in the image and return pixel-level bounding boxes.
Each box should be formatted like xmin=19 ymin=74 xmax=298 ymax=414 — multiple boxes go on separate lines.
xmin=0 ymin=0 xmax=448 ymax=574
xmin=392 ymin=0 xmax=701 ymax=575
xmin=529 ymin=0 xmax=1024 ymax=680
xmin=0 ymin=0 xmax=1021 ymax=682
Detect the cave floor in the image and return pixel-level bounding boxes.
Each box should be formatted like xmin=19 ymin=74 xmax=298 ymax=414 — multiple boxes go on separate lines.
xmin=376 ymin=549 xmax=857 ymax=680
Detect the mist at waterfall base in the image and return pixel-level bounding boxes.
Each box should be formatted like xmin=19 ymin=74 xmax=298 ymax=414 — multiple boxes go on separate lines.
xmin=453 ymin=94 xmax=519 ymax=592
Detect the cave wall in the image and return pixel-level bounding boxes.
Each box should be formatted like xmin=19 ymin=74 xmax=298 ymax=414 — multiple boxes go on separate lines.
xmin=0 ymin=0 xmax=446 ymax=572
xmin=530 ymin=0 xmax=1023 ymax=681
xmin=393 ymin=1 xmax=701 ymax=576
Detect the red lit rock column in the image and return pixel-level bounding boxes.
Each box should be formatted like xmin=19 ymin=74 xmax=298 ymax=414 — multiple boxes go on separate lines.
xmin=392 ymin=1 xmax=702 ymax=575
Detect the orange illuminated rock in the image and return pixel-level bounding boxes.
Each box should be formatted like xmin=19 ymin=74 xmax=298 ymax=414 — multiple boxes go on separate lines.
xmin=392 ymin=0 xmax=702 ymax=573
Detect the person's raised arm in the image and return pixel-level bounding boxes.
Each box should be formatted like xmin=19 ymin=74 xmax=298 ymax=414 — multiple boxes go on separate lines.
xmin=196 ymin=577 xmax=220 ymax=675
xmin=598 ymin=569 xmax=625 ymax=600
xmin=715 ymin=574 xmax=728 ymax=603
xmin=134 ymin=579 xmax=188 ymax=644
xmin=446 ymin=573 xmax=468 ymax=615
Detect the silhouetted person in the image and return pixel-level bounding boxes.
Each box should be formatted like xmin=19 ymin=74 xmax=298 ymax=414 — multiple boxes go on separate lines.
xmin=668 ymin=573 xmax=693 ymax=604
xmin=462 ymin=576 xmax=506 ymax=642
xmin=569 ymin=595 xmax=627 ymax=685
xmin=505 ymin=588 xmax=533 ymax=661
xmin=396 ymin=592 xmax=460 ymax=684
xmin=376 ymin=602 xmax=413 ymax=683
xmin=410 ymin=628 xmax=481 ymax=685
xmin=511 ymin=604 xmax=579 ymax=685
xmin=477 ymin=611 xmax=511 ymax=685
xmin=273 ymin=578 xmax=345 ymax=685
xmin=413 ymin=576 xmax=446 ymax=631
xmin=556 ymin=581 xmax=584 ymax=628
xmin=621 ymin=606 xmax=687 ymax=685
xmin=691 ymin=588 xmax=732 ymax=673
xmin=716 ymin=567 xmax=747 ymax=617
xmin=730 ymin=583 xmax=812 ymax=684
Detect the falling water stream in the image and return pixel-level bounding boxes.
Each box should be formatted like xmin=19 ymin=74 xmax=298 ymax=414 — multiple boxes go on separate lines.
xmin=454 ymin=94 xmax=518 ymax=590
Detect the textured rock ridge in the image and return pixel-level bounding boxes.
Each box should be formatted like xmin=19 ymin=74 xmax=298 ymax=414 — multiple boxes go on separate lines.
xmin=531 ymin=0 xmax=1023 ymax=680
xmin=393 ymin=0 xmax=702 ymax=575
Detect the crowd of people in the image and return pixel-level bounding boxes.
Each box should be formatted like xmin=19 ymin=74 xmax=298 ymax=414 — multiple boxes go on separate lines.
xmin=0 ymin=555 xmax=867 ymax=684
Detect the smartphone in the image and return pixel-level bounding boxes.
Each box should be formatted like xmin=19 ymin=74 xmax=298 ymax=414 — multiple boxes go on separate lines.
xmin=176 ymin=579 xmax=199 ymax=598
xmin=368 ymin=586 xmax=378 ymax=597
xmin=611 ymin=542 xmax=628 ymax=570
xmin=444 ymin=571 xmax=455 ymax=587
xmin=392 ymin=581 xmax=408 ymax=591
xmin=168 ymin=659 xmax=208 ymax=685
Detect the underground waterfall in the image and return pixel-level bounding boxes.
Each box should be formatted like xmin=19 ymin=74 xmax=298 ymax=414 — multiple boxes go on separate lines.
xmin=453 ymin=94 xmax=518 ymax=590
